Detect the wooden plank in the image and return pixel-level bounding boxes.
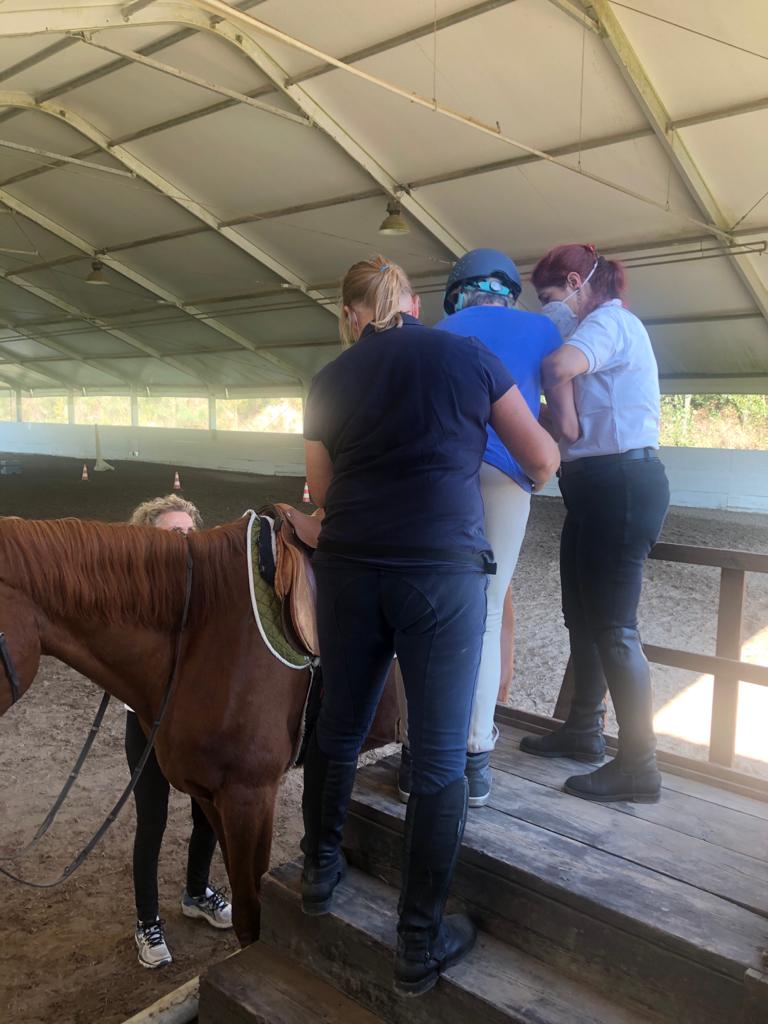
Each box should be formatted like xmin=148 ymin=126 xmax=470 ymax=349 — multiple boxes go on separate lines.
xmin=710 ymin=568 xmax=746 ymax=765
xmin=644 ymin=643 xmax=768 ymax=688
xmin=649 ymin=543 xmax=768 ymax=574
xmin=495 ymin=720 xmax=768 ymax=822
xmin=199 ymin=942 xmax=383 ymax=1024
xmin=263 ymin=862 xmax=663 ymax=1024
xmin=492 ymin=730 xmax=768 ymax=855
xmin=482 ymin=762 xmax=768 ymax=914
xmin=351 ymin=763 xmax=765 ymax=977
xmin=344 ymin=775 xmax=751 ymax=1024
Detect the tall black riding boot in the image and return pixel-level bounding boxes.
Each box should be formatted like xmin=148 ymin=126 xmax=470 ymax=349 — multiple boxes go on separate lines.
xmin=394 ymin=777 xmax=476 ymax=997
xmin=520 ymin=630 xmax=607 ymax=763
xmin=564 ymin=627 xmax=661 ymax=803
xmin=300 ymin=732 xmax=358 ymax=915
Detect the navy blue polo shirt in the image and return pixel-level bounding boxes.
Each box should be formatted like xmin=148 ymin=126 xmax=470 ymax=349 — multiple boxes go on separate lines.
xmin=437 ymin=306 xmax=561 ymax=492
xmin=303 ymin=314 xmax=515 ymax=569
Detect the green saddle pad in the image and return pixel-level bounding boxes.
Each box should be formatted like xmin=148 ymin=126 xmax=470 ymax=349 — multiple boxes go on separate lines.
xmin=246 ymin=511 xmax=311 ymax=670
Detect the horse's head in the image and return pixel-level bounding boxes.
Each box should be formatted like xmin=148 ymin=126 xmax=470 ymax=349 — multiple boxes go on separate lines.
xmin=0 ymin=582 xmax=42 ymax=716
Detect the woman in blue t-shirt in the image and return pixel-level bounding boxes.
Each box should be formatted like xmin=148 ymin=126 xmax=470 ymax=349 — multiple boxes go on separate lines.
xmin=301 ymin=255 xmax=559 ymax=997
xmin=520 ymin=244 xmax=670 ymax=805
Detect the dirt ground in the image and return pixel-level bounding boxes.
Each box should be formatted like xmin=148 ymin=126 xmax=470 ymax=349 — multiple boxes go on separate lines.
xmin=0 ymin=453 xmax=766 ymax=1024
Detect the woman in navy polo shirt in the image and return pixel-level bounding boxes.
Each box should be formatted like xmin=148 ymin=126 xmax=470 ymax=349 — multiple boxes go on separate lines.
xmin=301 ymin=255 xmax=559 ymax=996
xmin=520 ymin=244 xmax=670 ymax=805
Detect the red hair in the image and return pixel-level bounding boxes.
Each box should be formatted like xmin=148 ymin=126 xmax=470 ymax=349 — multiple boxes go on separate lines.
xmin=531 ymin=244 xmax=626 ymax=313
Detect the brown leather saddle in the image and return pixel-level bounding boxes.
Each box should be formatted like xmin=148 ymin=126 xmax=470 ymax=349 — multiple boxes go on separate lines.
xmin=259 ymin=503 xmax=323 ymax=658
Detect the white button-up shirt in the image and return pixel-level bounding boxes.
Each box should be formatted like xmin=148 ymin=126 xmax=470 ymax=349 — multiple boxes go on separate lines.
xmin=560 ymin=299 xmax=661 ymax=462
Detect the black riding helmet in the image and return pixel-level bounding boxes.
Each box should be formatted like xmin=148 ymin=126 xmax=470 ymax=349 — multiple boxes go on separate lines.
xmin=443 ymin=248 xmax=522 ymax=314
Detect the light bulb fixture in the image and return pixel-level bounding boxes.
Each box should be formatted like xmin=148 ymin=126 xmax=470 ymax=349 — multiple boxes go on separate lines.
xmin=86 ymin=259 xmax=109 ymax=285
xmin=378 ymin=199 xmax=409 ymax=236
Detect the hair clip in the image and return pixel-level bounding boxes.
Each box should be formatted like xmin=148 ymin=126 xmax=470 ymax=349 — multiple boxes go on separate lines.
xmin=379 ymin=264 xmax=390 ymax=272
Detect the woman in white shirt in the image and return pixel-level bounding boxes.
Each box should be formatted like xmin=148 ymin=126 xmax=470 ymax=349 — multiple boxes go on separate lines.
xmin=520 ymin=244 xmax=670 ymax=804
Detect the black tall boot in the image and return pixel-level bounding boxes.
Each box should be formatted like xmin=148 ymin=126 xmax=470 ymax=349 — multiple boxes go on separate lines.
xmin=564 ymin=627 xmax=661 ymax=803
xmin=300 ymin=732 xmax=358 ymax=915
xmin=520 ymin=630 xmax=607 ymax=763
xmin=394 ymin=777 xmax=476 ymax=997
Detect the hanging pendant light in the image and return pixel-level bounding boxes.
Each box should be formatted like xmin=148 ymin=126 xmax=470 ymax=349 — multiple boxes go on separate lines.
xmin=86 ymin=259 xmax=109 ymax=285
xmin=378 ymin=199 xmax=409 ymax=235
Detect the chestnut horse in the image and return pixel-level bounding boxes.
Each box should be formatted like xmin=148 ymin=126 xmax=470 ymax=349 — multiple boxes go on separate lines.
xmin=0 ymin=515 xmax=397 ymax=944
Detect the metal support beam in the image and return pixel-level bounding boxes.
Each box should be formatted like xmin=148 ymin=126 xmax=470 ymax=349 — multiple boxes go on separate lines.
xmin=208 ymin=394 xmax=216 ymax=431
xmin=2 ymin=273 xmax=210 ymax=386
xmin=0 ymin=92 xmax=335 ymax=347
xmin=584 ymin=0 xmax=768 ymax=320
xmin=75 ymin=35 xmax=312 ymax=128
xmin=15 ymin=389 xmax=21 ymax=422
xmin=130 ymin=391 xmax=138 ymax=427
xmin=0 ymin=38 xmax=78 ymax=84
xmin=67 ymin=390 xmax=75 ymax=425
xmin=545 ymin=0 xmax=599 ymax=33
xmin=0 ymin=186 xmax=303 ymax=381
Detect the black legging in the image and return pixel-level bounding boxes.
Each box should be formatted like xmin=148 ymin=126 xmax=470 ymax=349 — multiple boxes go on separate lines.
xmin=125 ymin=711 xmax=218 ymax=923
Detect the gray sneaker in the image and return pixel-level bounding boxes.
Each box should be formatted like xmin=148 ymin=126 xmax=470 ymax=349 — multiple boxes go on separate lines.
xmin=396 ymin=745 xmax=412 ymax=804
xmin=465 ymin=750 xmax=492 ymax=807
xmin=181 ymin=886 xmax=233 ymax=929
xmin=135 ymin=917 xmax=172 ymax=969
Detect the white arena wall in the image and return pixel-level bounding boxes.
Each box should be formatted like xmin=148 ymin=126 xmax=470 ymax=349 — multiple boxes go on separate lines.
xmin=1 ymin=421 xmax=767 ymax=514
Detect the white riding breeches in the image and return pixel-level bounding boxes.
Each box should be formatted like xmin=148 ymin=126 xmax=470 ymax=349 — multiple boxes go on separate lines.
xmin=397 ymin=462 xmax=531 ymax=754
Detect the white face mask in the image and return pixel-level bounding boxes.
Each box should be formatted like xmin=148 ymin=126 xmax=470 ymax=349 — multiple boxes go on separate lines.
xmin=541 ymin=260 xmax=598 ymax=340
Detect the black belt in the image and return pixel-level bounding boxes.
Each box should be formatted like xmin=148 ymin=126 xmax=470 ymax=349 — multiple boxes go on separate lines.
xmin=317 ymin=539 xmax=497 ymax=574
xmin=559 ymin=447 xmax=658 ymax=477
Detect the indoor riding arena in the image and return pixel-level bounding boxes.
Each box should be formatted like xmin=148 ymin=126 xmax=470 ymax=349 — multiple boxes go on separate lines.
xmin=1 ymin=3 xmax=767 ymax=1024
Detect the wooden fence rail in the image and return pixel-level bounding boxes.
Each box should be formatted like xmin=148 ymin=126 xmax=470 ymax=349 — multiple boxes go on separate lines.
xmin=553 ymin=541 xmax=768 ymax=768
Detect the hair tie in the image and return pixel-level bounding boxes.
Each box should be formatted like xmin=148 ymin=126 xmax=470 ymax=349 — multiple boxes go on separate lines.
xmin=379 ymin=263 xmax=390 ymax=273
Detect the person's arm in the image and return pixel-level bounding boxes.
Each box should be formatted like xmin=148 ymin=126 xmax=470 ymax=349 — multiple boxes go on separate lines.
xmin=490 ymin=386 xmax=560 ymax=490
xmin=541 ymin=344 xmax=590 ymax=388
xmin=304 ymin=440 xmax=333 ymax=507
xmin=543 ymin=380 xmax=580 ymax=443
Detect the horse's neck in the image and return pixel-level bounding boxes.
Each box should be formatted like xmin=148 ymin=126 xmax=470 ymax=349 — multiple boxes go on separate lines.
xmin=42 ymin=617 xmax=171 ymax=720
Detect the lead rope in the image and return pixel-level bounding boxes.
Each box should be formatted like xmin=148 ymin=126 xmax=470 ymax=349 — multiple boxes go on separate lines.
xmin=0 ymin=691 xmax=111 ymax=861
xmin=0 ymin=548 xmax=194 ymax=889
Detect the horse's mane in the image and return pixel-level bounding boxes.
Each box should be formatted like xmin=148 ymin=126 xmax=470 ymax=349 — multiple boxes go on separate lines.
xmin=0 ymin=517 xmax=247 ymax=629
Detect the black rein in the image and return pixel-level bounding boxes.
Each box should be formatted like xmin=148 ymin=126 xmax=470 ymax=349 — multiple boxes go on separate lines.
xmin=0 ymin=547 xmax=194 ymax=888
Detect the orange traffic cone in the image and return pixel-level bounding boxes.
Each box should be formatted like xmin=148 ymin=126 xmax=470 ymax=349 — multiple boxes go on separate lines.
xmin=302 ymin=480 xmax=311 ymax=503
xmin=172 ymin=470 xmax=181 ymax=492
xmin=81 ymin=463 xmax=89 ymax=482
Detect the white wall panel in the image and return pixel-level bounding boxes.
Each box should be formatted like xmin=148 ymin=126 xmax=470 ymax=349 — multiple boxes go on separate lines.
xmin=1 ymin=424 xmax=766 ymax=513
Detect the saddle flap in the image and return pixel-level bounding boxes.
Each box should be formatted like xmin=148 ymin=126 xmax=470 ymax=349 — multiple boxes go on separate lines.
xmin=264 ymin=505 xmax=320 ymax=658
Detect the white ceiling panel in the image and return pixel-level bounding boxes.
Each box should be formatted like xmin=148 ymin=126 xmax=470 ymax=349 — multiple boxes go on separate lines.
xmin=610 ymin=0 xmax=768 ymax=121
xmin=127 ymin=105 xmax=373 ymax=220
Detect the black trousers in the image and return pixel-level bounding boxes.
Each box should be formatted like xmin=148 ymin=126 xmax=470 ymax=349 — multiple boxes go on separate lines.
xmin=559 ymin=455 xmax=669 ymax=636
xmin=124 ymin=711 xmax=218 ymax=923
xmin=313 ymin=559 xmax=487 ymax=795
xmin=558 ymin=454 xmax=670 ymax=756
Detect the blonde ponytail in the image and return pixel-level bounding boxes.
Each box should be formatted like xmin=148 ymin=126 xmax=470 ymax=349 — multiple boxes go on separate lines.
xmin=339 ymin=255 xmax=414 ymax=346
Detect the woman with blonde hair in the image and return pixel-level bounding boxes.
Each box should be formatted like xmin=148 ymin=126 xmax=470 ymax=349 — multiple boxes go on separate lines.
xmin=301 ymin=255 xmax=559 ymax=996
xmin=126 ymin=495 xmax=231 ymax=968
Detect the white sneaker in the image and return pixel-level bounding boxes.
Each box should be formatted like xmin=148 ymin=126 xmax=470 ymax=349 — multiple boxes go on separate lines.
xmin=135 ymin=918 xmax=173 ymax=969
xmin=181 ymin=886 xmax=233 ymax=929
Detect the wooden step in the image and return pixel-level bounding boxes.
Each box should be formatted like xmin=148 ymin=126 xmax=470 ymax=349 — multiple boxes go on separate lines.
xmin=198 ymin=942 xmax=384 ymax=1024
xmin=261 ymin=861 xmax=662 ymax=1024
xmin=343 ymin=741 xmax=768 ymax=1024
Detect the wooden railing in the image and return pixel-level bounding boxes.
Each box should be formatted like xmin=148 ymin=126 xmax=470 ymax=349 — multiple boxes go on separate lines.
xmin=553 ymin=541 xmax=768 ymax=768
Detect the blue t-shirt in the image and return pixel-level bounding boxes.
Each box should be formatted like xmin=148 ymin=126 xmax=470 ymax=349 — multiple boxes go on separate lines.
xmin=437 ymin=306 xmax=561 ymax=491
xmin=303 ymin=314 xmax=515 ymax=569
